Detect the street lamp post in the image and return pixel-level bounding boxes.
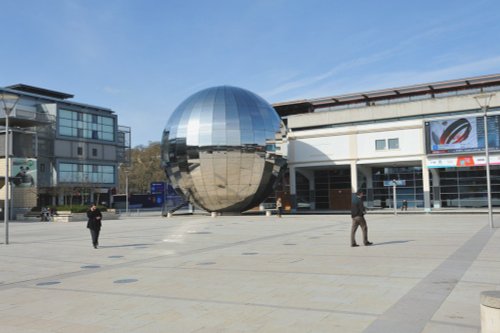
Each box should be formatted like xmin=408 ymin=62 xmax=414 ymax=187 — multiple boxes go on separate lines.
xmin=1 ymin=93 xmax=19 ymax=245
xmin=119 ymin=163 xmax=130 ymax=216
xmin=125 ymin=169 xmax=129 ymax=215
xmin=474 ymin=94 xmax=496 ymax=229
xmin=392 ymin=179 xmax=398 ymax=216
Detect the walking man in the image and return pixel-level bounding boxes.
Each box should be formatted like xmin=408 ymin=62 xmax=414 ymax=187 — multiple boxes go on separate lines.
xmin=351 ymin=190 xmax=373 ymax=247
xmin=87 ymin=203 xmax=102 ymax=249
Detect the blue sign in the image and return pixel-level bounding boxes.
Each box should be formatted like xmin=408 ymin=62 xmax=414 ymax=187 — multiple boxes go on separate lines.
xmin=150 ymin=182 xmax=165 ymax=194
xmin=383 ymin=180 xmax=406 ymax=186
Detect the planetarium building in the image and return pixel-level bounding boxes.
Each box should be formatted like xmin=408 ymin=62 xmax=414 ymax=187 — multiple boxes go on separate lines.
xmin=273 ymin=73 xmax=500 ymax=212
xmin=162 ymin=86 xmax=287 ymax=213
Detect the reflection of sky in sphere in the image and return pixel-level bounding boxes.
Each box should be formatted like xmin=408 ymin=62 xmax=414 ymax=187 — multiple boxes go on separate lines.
xmin=166 ymin=86 xmax=281 ymax=147
xmin=162 ymin=86 xmax=286 ymax=213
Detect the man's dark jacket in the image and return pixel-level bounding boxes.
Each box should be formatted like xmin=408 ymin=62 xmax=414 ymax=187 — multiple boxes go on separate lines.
xmin=351 ymin=195 xmax=365 ymax=218
xmin=87 ymin=208 xmax=102 ymax=230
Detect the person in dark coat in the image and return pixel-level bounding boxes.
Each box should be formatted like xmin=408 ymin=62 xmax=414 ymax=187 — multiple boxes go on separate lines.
xmin=87 ymin=204 xmax=102 ymax=249
xmin=351 ymin=190 xmax=373 ymax=247
xmin=401 ymin=199 xmax=408 ymax=211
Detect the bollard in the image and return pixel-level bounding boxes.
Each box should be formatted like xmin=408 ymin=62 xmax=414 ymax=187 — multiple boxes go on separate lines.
xmin=167 ymin=212 xmax=173 ymax=218
xmin=265 ymin=210 xmax=271 ymax=217
xmin=481 ymin=291 xmax=500 ymax=333
xmin=211 ymin=212 xmax=217 ymax=218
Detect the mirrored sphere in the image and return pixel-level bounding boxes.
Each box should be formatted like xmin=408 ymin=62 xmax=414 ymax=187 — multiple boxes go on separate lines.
xmin=161 ymin=86 xmax=287 ymax=212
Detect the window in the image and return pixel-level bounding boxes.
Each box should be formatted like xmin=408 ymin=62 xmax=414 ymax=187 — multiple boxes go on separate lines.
xmin=58 ymin=109 xmax=115 ymax=141
xmin=92 ymin=148 xmax=98 ymax=157
xmin=77 ymin=147 xmax=83 ymax=155
xmin=58 ymin=162 xmax=115 ymax=184
xmin=388 ymin=138 xmax=399 ymax=150
xmin=375 ymin=139 xmax=386 ymax=150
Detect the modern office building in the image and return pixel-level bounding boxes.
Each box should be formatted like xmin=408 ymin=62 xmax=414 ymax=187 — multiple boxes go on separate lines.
xmin=0 ymin=84 xmax=130 ymax=217
xmin=273 ymin=73 xmax=500 ymax=212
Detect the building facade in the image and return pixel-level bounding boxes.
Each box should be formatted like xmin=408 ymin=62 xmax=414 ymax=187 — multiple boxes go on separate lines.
xmin=273 ymin=74 xmax=500 ymax=212
xmin=0 ymin=84 xmax=130 ymax=217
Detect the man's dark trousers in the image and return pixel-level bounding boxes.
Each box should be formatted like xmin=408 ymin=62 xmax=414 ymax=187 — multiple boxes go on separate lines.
xmin=90 ymin=229 xmax=100 ymax=246
xmin=351 ymin=216 xmax=368 ymax=246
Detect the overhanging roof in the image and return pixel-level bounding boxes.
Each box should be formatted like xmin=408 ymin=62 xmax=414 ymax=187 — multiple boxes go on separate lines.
xmin=5 ymin=84 xmax=74 ymax=100
xmin=273 ymin=73 xmax=500 ymax=116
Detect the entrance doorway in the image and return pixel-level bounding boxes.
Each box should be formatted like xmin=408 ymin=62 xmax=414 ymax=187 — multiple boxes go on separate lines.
xmin=330 ymin=189 xmax=352 ymax=210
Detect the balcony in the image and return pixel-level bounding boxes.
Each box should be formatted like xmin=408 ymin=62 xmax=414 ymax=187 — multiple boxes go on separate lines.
xmin=0 ymin=106 xmax=54 ymax=128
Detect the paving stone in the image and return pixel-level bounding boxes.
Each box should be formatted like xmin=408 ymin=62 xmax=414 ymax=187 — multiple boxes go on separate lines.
xmin=0 ymin=213 xmax=497 ymax=332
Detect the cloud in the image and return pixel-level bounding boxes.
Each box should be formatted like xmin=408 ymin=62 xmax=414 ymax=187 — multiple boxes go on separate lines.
xmin=357 ymin=55 xmax=500 ymax=91
xmin=266 ymin=54 xmax=500 ymax=103
xmin=103 ymin=86 xmax=123 ymax=95
xmin=262 ymin=16 xmax=498 ymax=102
xmin=262 ymin=46 xmax=402 ymax=100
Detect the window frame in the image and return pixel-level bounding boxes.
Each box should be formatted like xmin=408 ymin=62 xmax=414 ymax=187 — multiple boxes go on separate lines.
xmin=388 ymin=138 xmax=400 ymax=150
xmin=375 ymin=139 xmax=386 ymax=151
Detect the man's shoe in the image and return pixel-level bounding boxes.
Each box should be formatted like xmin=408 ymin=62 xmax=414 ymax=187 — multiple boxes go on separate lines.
xmin=351 ymin=244 xmax=359 ymax=247
xmin=364 ymin=242 xmax=373 ymax=246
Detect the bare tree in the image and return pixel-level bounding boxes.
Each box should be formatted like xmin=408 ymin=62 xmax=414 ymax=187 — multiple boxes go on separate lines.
xmin=118 ymin=141 xmax=166 ymax=194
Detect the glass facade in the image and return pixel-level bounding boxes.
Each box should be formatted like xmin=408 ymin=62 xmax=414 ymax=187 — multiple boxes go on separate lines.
xmin=295 ymin=172 xmax=311 ymax=209
xmin=436 ymin=166 xmax=500 ymax=207
xmin=372 ymin=167 xmax=425 ymax=208
xmin=58 ymin=162 xmax=115 ymax=184
xmin=58 ymin=109 xmax=115 ymax=141
xmin=291 ymin=165 xmax=500 ymax=211
xmin=314 ymin=169 xmax=352 ymax=209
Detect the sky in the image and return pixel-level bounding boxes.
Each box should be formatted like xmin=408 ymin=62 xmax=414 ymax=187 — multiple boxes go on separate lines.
xmin=2 ymin=0 xmax=500 ymax=147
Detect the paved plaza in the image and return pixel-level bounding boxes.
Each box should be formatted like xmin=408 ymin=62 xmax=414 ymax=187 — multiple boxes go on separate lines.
xmin=0 ymin=213 xmax=499 ymax=332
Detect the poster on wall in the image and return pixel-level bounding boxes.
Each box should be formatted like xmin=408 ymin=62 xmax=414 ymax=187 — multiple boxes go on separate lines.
xmin=11 ymin=158 xmax=36 ymax=187
xmin=426 ymin=115 xmax=500 ymax=154
xmin=429 ymin=117 xmax=478 ymax=152
xmin=427 ymin=155 xmax=500 ymax=168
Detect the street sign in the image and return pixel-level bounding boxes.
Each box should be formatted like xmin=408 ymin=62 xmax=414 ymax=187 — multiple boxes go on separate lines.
xmin=150 ymin=182 xmax=165 ymax=194
xmin=383 ymin=180 xmax=406 ymax=186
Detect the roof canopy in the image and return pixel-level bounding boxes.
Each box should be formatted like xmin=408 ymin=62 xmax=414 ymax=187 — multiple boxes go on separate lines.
xmin=5 ymin=84 xmax=74 ymax=100
xmin=273 ymin=73 xmax=500 ymax=116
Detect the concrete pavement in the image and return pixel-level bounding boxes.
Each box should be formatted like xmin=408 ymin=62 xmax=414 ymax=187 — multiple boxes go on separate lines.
xmin=0 ymin=213 xmax=498 ymax=332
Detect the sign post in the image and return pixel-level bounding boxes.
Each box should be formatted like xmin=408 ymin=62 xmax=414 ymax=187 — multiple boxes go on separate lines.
xmin=384 ymin=179 xmax=406 ymax=215
xmin=393 ymin=180 xmax=397 ymax=215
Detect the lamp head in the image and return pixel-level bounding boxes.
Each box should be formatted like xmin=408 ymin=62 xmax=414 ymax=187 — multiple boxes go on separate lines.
xmin=0 ymin=93 xmax=20 ymax=116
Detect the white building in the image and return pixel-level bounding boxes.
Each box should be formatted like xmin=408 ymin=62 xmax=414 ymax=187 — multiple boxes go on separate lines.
xmin=273 ymin=74 xmax=500 ymax=212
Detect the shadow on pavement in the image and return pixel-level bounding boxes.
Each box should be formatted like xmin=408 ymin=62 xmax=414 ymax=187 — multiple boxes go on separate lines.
xmin=99 ymin=243 xmax=153 ymax=248
xmin=372 ymin=240 xmax=414 ymax=246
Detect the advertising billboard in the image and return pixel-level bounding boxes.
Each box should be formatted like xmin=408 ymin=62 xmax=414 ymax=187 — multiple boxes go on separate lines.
xmin=12 ymin=158 xmax=37 ymax=187
xmin=425 ymin=115 xmax=500 ymax=154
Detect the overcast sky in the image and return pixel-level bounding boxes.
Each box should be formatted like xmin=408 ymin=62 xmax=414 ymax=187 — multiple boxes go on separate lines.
xmin=2 ymin=0 xmax=500 ymax=146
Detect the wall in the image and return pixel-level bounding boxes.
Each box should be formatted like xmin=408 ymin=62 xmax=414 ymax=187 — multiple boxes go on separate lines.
xmin=288 ymin=119 xmax=425 ymax=166
xmin=286 ymin=93 xmax=500 ymax=129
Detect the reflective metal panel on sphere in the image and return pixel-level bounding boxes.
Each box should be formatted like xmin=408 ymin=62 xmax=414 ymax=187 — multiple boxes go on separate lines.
xmin=161 ymin=86 xmax=287 ymax=212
